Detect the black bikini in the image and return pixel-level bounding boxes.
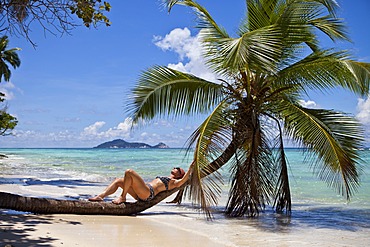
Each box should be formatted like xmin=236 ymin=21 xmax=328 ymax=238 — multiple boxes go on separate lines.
xmin=141 ymin=183 xmax=155 ymax=202
xmin=140 ymin=176 xmax=171 ymax=202
xmin=156 ymin=176 xmax=171 ymax=191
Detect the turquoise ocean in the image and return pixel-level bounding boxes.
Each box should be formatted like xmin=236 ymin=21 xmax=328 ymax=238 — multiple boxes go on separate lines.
xmin=1 ymin=148 xmax=370 ymax=237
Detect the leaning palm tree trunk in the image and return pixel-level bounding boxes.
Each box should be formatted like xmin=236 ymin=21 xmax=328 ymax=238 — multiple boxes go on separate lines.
xmin=0 ymin=186 xmax=182 ymax=215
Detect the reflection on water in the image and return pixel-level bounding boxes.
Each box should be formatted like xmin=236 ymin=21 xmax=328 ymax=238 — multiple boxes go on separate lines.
xmin=222 ymin=204 xmax=370 ymax=232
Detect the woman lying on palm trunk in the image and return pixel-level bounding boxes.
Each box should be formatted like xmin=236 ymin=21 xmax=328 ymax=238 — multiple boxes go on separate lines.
xmin=89 ymin=163 xmax=193 ymax=204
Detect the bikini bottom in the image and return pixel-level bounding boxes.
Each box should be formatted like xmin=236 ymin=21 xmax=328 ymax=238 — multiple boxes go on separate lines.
xmin=139 ymin=183 xmax=155 ymax=201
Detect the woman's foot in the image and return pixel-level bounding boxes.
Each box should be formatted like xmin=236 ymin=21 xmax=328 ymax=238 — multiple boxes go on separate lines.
xmin=112 ymin=196 xmax=126 ymax=205
xmin=88 ymin=195 xmax=104 ymax=202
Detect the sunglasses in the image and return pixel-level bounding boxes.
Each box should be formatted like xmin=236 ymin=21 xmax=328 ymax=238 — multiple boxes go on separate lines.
xmin=174 ymin=167 xmax=182 ymax=175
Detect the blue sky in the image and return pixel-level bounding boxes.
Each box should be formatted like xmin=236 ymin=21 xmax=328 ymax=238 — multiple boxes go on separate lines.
xmin=1 ymin=0 xmax=370 ymax=148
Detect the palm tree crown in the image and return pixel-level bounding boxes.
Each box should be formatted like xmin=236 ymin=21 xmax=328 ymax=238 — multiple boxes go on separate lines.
xmin=128 ymin=0 xmax=370 ymax=217
xmin=0 ymin=36 xmax=21 ymax=82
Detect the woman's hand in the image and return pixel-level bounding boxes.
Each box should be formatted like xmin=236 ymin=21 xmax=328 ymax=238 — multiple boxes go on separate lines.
xmin=189 ymin=161 xmax=196 ymax=174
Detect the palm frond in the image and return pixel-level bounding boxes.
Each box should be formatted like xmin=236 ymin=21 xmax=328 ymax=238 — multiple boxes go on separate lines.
xmin=268 ymin=115 xmax=291 ymax=213
xmin=276 ymin=0 xmax=347 ymax=50
xmin=308 ymin=0 xmax=339 ymax=16
xmin=128 ymin=66 xmax=223 ymax=123
xmin=164 ymin=0 xmax=180 ymax=12
xmin=281 ymin=101 xmax=363 ymax=199
xmin=342 ymin=60 xmax=370 ymax=95
xmin=184 ymin=100 xmax=232 ymax=218
xmin=3 ymin=49 xmax=21 ymax=68
xmin=226 ymin=145 xmax=275 ymax=216
xmin=226 ymin=122 xmax=275 ymax=217
xmin=245 ymin=0 xmax=276 ymax=31
xmin=0 ymin=36 xmax=9 ymax=51
xmin=309 ymin=15 xmax=349 ymax=42
xmin=165 ymin=0 xmax=229 ymax=40
xmin=276 ymin=50 xmax=370 ymax=96
xmin=206 ymin=25 xmax=283 ymax=75
xmin=0 ymin=36 xmax=21 ymax=82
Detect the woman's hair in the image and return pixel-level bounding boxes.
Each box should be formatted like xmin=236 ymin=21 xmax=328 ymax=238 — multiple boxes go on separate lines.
xmin=175 ymin=167 xmax=185 ymax=179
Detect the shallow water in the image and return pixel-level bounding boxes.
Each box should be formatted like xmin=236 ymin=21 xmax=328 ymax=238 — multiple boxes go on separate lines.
xmin=1 ymin=148 xmax=368 ymax=204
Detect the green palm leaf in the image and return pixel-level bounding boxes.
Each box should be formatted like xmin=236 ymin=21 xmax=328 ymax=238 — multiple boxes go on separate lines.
xmin=309 ymin=15 xmax=349 ymax=42
xmin=280 ymin=101 xmax=363 ymax=199
xmin=310 ymin=0 xmax=339 ymax=14
xmin=0 ymin=36 xmax=21 ymax=82
xmin=165 ymin=0 xmax=229 ymax=40
xmin=128 ymin=66 xmax=223 ymax=123
xmin=276 ymin=0 xmax=347 ymax=52
xmin=185 ymin=100 xmax=232 ymax=218
xmin=211 ymin=26 xmax=283 ymax=74
xmin=263 ymin=113 xmax=292 ymax=213
xmin=277 ymin=50 xmax=370 ymax=96
xmin=226 ymin=126 xmax=275 ymax=216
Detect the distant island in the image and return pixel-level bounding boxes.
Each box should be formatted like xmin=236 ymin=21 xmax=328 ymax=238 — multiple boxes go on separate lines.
xmin=94 ymin=139 xmax=169 ymax=149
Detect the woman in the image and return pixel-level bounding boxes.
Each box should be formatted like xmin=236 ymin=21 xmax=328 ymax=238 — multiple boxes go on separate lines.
xmin=89 ymin=164 xmax=193 ymax=204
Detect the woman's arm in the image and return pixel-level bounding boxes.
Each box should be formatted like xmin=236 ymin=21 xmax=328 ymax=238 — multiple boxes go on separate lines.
xmin=173 ymin=161 xmax=195 ymax=188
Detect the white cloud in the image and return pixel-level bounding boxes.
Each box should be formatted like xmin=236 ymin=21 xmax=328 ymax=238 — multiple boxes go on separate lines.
xmin=153 ymin=119 xmax=173 ymax=128
xmin=0 ymin=81 xmax=16 ymax=100
xmin=80 ymin=118 xmax=134 ymax=140
xmin=82 ymin=121 xmax=106 ymax=136
xmin=356 ymin=97 xmax=370 ymax=146
xmin=9 ymin=129 xmax=76 ymax=147
xmin=299 ymin=99 xmax=317 ymax=108
xmin=102 ymin=119 xmax=133 ymax=138
xmin=356 ymin=97 xmax=370 ymax=125
xmin=154 ymin=27 xmax=217 ymax=82
xmin=63 ymin=117 xmax=81 ymax=123
xmin=154 ymin=28 xmax=195 ymax=60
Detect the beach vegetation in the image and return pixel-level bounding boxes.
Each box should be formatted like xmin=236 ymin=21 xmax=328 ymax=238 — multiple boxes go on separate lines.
xmin=0 ymin=36 xmax=21 ymax=82
xmin=0 ymin=0 xmax=111 ymax=46
xmin=0 ymin=35 xmax=20 ymax=136
xmin=0 ymin=93 xmax=18 ymax=136
xmin=129 ymin=0 xmax=370 ymax=217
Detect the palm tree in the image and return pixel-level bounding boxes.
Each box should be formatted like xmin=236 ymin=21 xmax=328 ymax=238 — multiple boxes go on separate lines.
xmin=128 ymin=0 xmax=370 ymax=217
xmin=0 ymin=35 xmax=21 ymax=82
xmin=0 ymin=36 xmax=20 ymax=135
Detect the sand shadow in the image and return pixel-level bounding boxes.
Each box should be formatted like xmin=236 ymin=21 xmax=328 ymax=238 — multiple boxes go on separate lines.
xmin=0 ymin=213 xmax=82 ymax=247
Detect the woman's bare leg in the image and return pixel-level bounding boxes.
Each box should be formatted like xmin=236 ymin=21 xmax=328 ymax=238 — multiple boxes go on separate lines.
xmin=89 ymin=169 xmax=150 ymax=203
xmin=127 ymin=187 xmax=139 ymax=200
xmin=88 ymin=177 xmax=124 ymax=201
xmin=112 ymin=169 xmax=150 ymax=204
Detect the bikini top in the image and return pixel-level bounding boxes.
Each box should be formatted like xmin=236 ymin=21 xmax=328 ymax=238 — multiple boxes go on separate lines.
xmin=156 ymin=176 xmax=171 ymax=190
